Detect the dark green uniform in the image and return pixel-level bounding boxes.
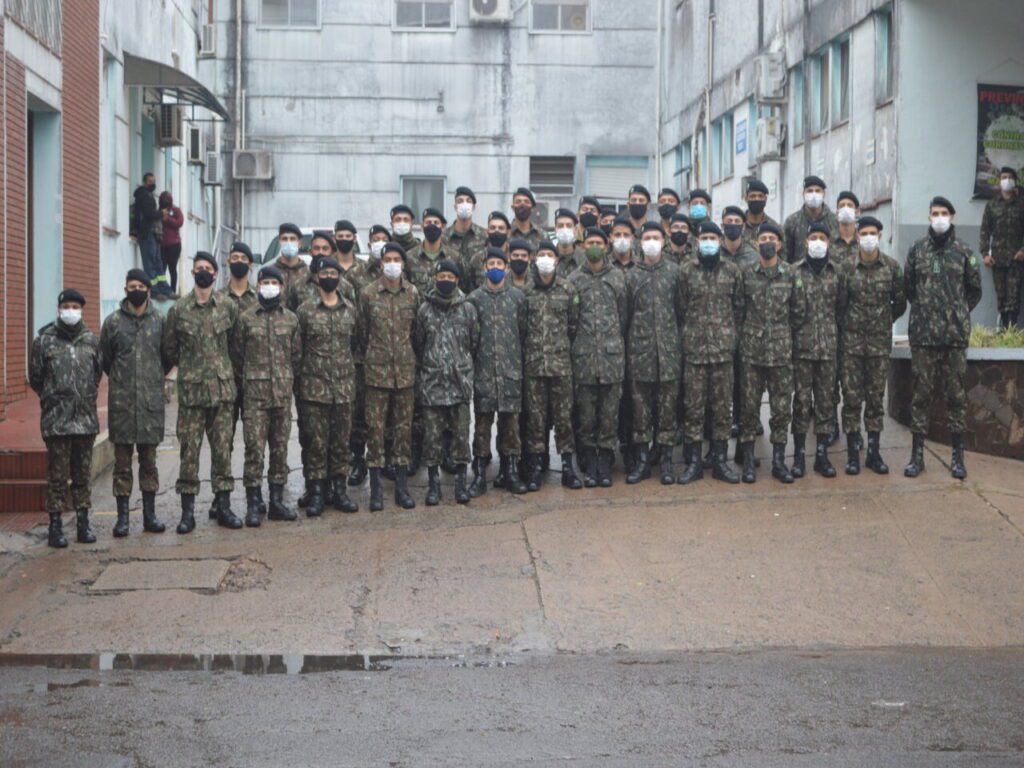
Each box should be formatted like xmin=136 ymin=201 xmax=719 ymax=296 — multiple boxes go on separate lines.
xmin=783 ymin=206 xmax=839 ymax=264
xmin=288 ymin=272 xmax=355 ymax=312
xmin=979 ymin=191 xmax=1024 ymax=319
xmin=722 ymin=242 xmax=761 ymax=430
xmin=612 ymin=256 xmax=637 ymax=450
xmin=791 ymin=259 xmax=844 ymax=437
xmin=272 ymin=257 xmax=309 ymax=299
xmin=445 ymin=221 xmax=488 ymax=278
xmin=509 ymin=222 xmax=545 ymax=252
xmin=556 ymin=244 xmax=584 ymax=279
xmin=342 ymin=259 xmax=379 ymax=454
xmin=742 ymin=212 xmax=784 ymax=252
xmin=833 ymin=234 xmax=860 ymax=265
xmin=405 ymin=247 xmax=447 ymax=297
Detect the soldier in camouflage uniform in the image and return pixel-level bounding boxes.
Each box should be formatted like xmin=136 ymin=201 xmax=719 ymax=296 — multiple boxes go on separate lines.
xmin=100 ymin=270 xmax=168 ymax=537
xmin=273 ymin=222 xmax=310 ymax=298
xmin=30 ymin=289 xmax=103 ymax=548
xmin=656 ymin=187 xmax=681 ymax=232
xmin=677 ymin=222 xmax=743 ymax=485
xmin=463 ymin=211 xmax=512 ymax=294
xmin=509 ymin=187 xmax=545 ymax=252
xmin=626 ymin=185 xmax=652 ymax=247
xmin=666 ymin=212 xmax=692 ymax=265
xmin=790 ymin=223 xmax=845 ymax=479
xmin=686 ymin=190 xmax=713 ymax=241
xmin=289 ymin=233 xmax=357 ymax=312
xmin=609 ymin=217 xmax=636 ymax=470
xmin=833 ymin=191 xmax=861 ymax=265
xmin=413 ymin=259 xmax=479 ymax=506
xmin=576 ymin=195 xmax=601 ymax=242
xmin=980 ymin=167 xmax=1024 ymax=328
xmin=739 ymin=223 xmax=806 ymax=484
xmin=389 ymin=204 xmax=422 ymax=261
xmin=296 ymin=257 xmax=361 ymax=517
xmin=838 ymin=216 xmax=907 ymax=475
xmin=162 ymin=251 xmax=241 ymax=532
xmin=466 ymin=247 xmax=528 ymax=496
xmin=231 ymin=266 xmax=302 ymax=526
xmin=570 ymin=227 xmax=628 ymax=488
xmin=609 ymin=218 xmax=636 ymax=273
xmin=598 ymin=206 xmax=618 ymax=237
xmin=741 ymin=179 xmax=784 ymax=253
xmin=904 ymin=196 xmax=983 ymax=480
xmin=721 ymin=207 xmax=760 ymax=450
xmin=507 ymin=240 xmax=533 ymax=291
xmin=406 ymin=208 xmax=448 ymax=295
xmin=554 ymin=208 xmax=584 ymax=278
xmin=783 ymin=176 xmax=839 ymax=264
xmin=624 ymin=223 xmax=684 ymax=485
xmin=359 ymin=242 xmax=420 ymax=511
xmin=366 ymin=223 xmax=391 ymax=270
xmin=446 ymin=186 xmax=488 ymax=271
xmin=522 ymin=242 xmax=583 ymax=491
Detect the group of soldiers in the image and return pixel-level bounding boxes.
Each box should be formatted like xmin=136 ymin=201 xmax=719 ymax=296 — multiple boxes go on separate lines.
xmin=31 ymin=168 xmax=1021 ymax=548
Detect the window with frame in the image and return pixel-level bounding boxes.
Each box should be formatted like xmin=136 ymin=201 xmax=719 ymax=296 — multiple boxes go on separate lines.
xmin=394 ymin=0 xmax=454 ymax=30
xmin=531 ymin=0 xmax=590 ymax=33
xmin=530 ymin=156 xmax=575 ymax=196
xmin=674 ymin=139 xmax=692 ymax=192
xmin=792 ymin=64 xmax=805 ymax=143
xmin=810 ymin=48 xmax=829 ymax=134
xmin=261 ymin=0 xmax=318 ymax=26
xmin=875 ymin=8 xmax=894 ymax=103
xmin=831 ymin=37 xmax=850 ymax=125
xmin=711 ymin=112 xmax=733 ymax=183
xmin=401 ymin=176 xmax=446 ymax=216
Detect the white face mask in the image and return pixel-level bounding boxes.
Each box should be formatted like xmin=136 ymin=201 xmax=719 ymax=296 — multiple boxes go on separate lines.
xmin=804 ymin=192 xmax=824 ymax=209
xmin=807 ymin=240 xmax=828 ymax=259
xmin=259 ymin=283 xmax=281 ymax=300
xmin=392 ymin=222 xmax=412 ymax=237
xmin=536 ymin=255 xmax=556 ymax=275
xmin=612 ymin=237 xmax=632 ymax=255
xmin=383 ymin=262 xmax=403 ymax=281
xmin=641 ymin=240 xmax=662 ymax=260
xmin=456 ymin=202 xmax=474 ymax=220
xmin=1000 ymin=178 xmax=1016 ymax=193
xmin=859 ymin=234 xmax=879 ymax=253
xmin=555 ymin=227 xmax=576 ymax=245
xmin=837 ymin=206 xmax=857 ymax=224
xmin=930 ymin=215 xmax=951 ymax=234
xmin=370 ymin=241 xmax=385 ymax=259
xmin=59 ymin=308 xmax=82 ymax=325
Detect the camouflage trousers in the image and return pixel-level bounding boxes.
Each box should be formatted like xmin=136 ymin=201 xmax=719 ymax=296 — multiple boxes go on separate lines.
xmin=993 ymin=264 xmax=1023 ymax=316
xmin=45 ymin=435 xmax=95 ymax=512
xmin=841 ymin=354 xmax=888 ymax=434
xmin=295 ymin=395 xmax=310 ymax=480
xmin=575 ymin=382 xmax=622 ymax=451
xmin=525 ymin=375 xmax=574 ymax=455
xmin=176 ymin=403 xmax=234 ymax=495
xmin=618 ymin=378 xmax=633 ymax=448
xmin=243 ymin=405 xmax=291 ymax=487
xmin=631 ymin=379 xmax=679 ymax=446
xmin=424 ymin=403 xmax=471 ymax=467
xmin=302 ymin=400 xmax=351 ymax=481
xmin=911 ymin=346 xmax=967 ymax=434
xmin=473 ymin=405 xmax=521 ymax=460
xmin=740 ymin=361 xmax=793 ymax=445
xmin=684 ymin=361 xmax=733 ymax=443
xmin=112 ymin=443 xmax=159 ymax=497
xmin=366 ymin=386 xmax=414 ymax=468
xmin=792 ymin=357 xmax=837 ymax=436
xmin=350 ymin=363 xmax=367 ymax=450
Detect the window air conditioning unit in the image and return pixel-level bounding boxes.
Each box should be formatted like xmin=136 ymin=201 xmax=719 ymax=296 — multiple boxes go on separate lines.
xmin=232 ymin=149 xmax=274 ymax=180
xmin=187 ymin=126 xmax=205 ymax=164
xmin=203 ymin=150 xmax=223 ymax=185
xmin=531 ymin=202 xmax=550 ymax=229
xmin=754 ymin=52 xmax=787 ymax=103
xmin=157 ymin=105 xmax=185 ymax=147
xmin=756 ymin=116 xmax=785 ymax=161
xmin=199 ymin=23 xmax=216 ymax=57
xmin=469 ymin=0 xmax=512 ymax=23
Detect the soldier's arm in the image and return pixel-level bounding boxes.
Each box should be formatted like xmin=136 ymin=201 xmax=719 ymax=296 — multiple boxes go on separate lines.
xmin=290 ymin=318 xmax=303 ymax=375
xmin=99 ymin=318 xmax=114 ymax=376
xmin=412 ymin=304 xmax=426 ymax=359
xmin=357 ymin=291 xmax=371 ymax=356
xmin=731 ymin=269 xmax=745 ymax=330
xmin=161 ymin=306 xmax=179 ymax=370
xmin=789 ymin=273 xmax=807 ymax=332
xmin=567 ymin=285 xmax=580 ymax=342
xmin=965 ymin=250 xmax=983 ymax=311
xmin=978 ymin=202 xmax=992 ymax=255
xmin=616 ymin=279 xmax=629 ymax=340
xmin=229 ymin=315 xmax=245 ymax=381
xmin=469 ymin=303 xmax=481 ymax=357
xmin=903 ymin=246 xmax=917 ymax=304
xmin=783 ymin=217 xmax=796 ymax=263
xmin=28 ymin=337 xmax=44 ymax=395
xmin=92 ymin=337 xmax=104 ymax=387
xmin=890 ymin=260 xmax=908 ymax=322
xmin=835 ymin=267 xmax=849 ymax=325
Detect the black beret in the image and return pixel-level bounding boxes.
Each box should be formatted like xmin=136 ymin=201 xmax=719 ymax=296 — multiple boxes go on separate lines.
xmin=390 ymin=204 xmax=414 ymax=220
xmin=689 ymin=188 xmax=711 ymax=203
xmin=383 ymin=242 xmax=406 ymax=258
xmin=310 ymin=230 xmax=336 ymax=251
xmin=318 ymin=257 xmax=341 ymax=273
xmin=808 ymin=222 xmax=831 ymax=238
xmin=584 ymin=226 xmax=609 ymax=243
xmin=722 ymin=205 xmax=745 ymax=219
xmin=929 ymin=196 xmax=956 ymax=215
xmin=579 ymin=195 xmax=601 ymax=209
xmin=455 ymin=185 xmax=477 ymax=204
xmin=508 ymin=238 xmax=533 ymax=254
xmin=599 ymin=205 xmax=618 ymax=217
xmin=628 ymin=184 xmax=651 ymax=201
xmin=369 ymin=224 xmax=390 ymax=239
xmin=611 ymin=217 xmax=635 ymax=234
xmin=278 ymin=222 xmax=301 ymax=238
xmin=1000 ymin=166 xmax=1018 ymax=180
xmin=258 ymin=265 xmax=285 ymax=283
xmin=758 ymin=221 xmax=784 ymax=239
xmin=536 ymin=240 xmax=557 ymax=255
xmin=641 ymin=221 xmax=666 ymax=236
xmin=58 ymin=288 xmax=86 ymax=306
xmin=194 ymin=251 xmax=219 ymax=270
xmin=670 ymin=212 xmax=692 ymax=227
xmin=699 ymin=221 xmax=723 ymax=237
xmin=554 ymin=208 xmax=578 ymax=224
xmin=513 ymin=187 xmax=536 ymax=206
xmin=837 ymin=190 xmax=860 ymax=207
xmin=436 ymin=258 xmax=461 ymax=278
xmin=856 ymin=215 xmax=884 ymax=232
xmin=229 ymin=241 xmax=253 ymax=261
xmin=659 ymin=187 xmax=681 ymax=203
xmin=488 ymin=211 xmax=511 ymax=227
xmin=334 ymin=219 xmax=356 ymax=234
xmin=125 ymin=268 xmax=151 ymax=288
xmin=803 ymin=175 xmax=827 ymax=190
xmin=485 ymin=246 xmax=509 ymax=262
xmin=746 ymin=179 xmax=769 ymax=195
xmin=422 ymin=207 xmax=447 ymax=225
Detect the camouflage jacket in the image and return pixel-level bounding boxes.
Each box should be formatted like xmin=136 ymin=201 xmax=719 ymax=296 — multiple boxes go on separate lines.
xmin=218 ymin=284 xmax=257 ymax=313
xmin=288 ymin=273 xmax=355 ymax=313
xmin=838 ymin=252 xmax=907 ymax=357
xmin=29 ymin=320 xmax=103 ymax=438
xmin=722 ymin=240 xmax=760 ymax=272
xmin=99 ymin=300 xmax=167 ymax=445
xmin=461 ymin=244 xmax=491 ymax=294
xmin=792 ymin=259 xmax=845 ymax=361
xmin=979 ymin=192 xmax=1024 ymax=266
xmin=466 ymin=282 xmax=526 ymax=413
xmin=742 ymin=213 xmax=785 ymax=252
xmin=556 ymin=244 xmax=584 ymax=279
xmin=405 ymin=246 xmax=448 ymax=297
xmin=272 ymin=256 xmax=309 ymax=298
xmin=783 ymin=205 xmax=839 ymax=263
xmin=678 ymin=257 xmax=744 ymax=364
xmin=230 ymin=302 xmax=302 ymax=409
xmin=523 ymin=272 xmax=578 ymax=378
xmin=739 ymin=260 xmax=805 ymax=366
xmin=624 ymin=259 xmax=685 ymax=382
xmin=341 ymin=260 xmax=378 ymax=362
xmin=358 ymin=277 xmax=420 ymax=390
xmin=833 ymin=235 xmax=860 ymax=265
xmin=445 ymin=221 xmax=488 ymax=268
xmin=611 ymin=256 xmax=636 ymax=276
xmin=162 ymin=290 xmax=238 ymax=407
xmin=392 ymin=232 xmax=422 ymax=262
xmin=569 ymin=261 xmax=627 ymax=385
xmin=904 ymin=228 xmax=983 ymax=349
xmin=665 ymin=242 xmax=692 ymax=266
xmin=509 ymin=222 xmax=545 ymax=252
xmin=296 ymin=295 xmax=360 ymax=404
xmin=412 ymin=290 xmax=479 ymax=406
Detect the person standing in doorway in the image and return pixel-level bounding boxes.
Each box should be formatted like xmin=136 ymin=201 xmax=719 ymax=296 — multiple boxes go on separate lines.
xmin=159 ymin=191 xmax=184 ymax=297
xmin=133 ymin=173 xmax=171 ymax=297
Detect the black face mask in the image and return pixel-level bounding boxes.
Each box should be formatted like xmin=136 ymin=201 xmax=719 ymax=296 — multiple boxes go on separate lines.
xmin=698 ymin=251 xmax=720 ymax=269
xmin=193 ymin=270 xmax=215 ymax=288
xmin=600 ymin=223 xmax=613 ymax=236
xmin=514 ymin=206 xmax=532 ymax=222
xmin=670 ymin=231 xmax=689 ymax=247
xmin=658 ymin=204 xmax=678 ymax=221
xmin=723 ymin=223 xmax=744 ymax=241
xmin=488 ymin=232 xmax=508 ymax=248
xmin=337 ymin=239 xmax=355 ymax=254
xmin=629 ymin=203 xmax=648 ymax=221
xmin=318 ymin=276 xmax=340 ymax=294
xmin=579 ymin=212 xmax=598 ymax=228
xmin=509 ymin=258 xmax=529 ymax=276
xmin=126 ymin=289 xmax=149 ymax=307
xmin=758 ymin=243 xmax=778 ymax=261
xmin=258 ymin=294 xmax=280 ymax=310
xmin=747 ymin=199 xmax=767 ymax=215
xmin=435 ymin=280 xmax=457 ymax=297
xmin=229 ymin=261 xmax=250 ymax=279
xmin=424 ymin=224 xmax=443 ymax=243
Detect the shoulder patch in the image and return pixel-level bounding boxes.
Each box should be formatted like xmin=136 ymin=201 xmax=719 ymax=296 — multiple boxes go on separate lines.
xmin=573 ymin=294 xmax=580 ymax=305
xmin=969 ymin=255 xmax=978 ymax=267
xmin=795 ymin=277 xmax=803 ymax=288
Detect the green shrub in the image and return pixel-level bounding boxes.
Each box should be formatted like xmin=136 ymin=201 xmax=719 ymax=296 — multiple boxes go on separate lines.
xmin=970 ymin=325 xmax=1024 ymax=348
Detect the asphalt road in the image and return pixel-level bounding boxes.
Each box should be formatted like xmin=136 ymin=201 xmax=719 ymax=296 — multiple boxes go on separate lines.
xmin=2 ymin=648 xmax=1023 ymax=767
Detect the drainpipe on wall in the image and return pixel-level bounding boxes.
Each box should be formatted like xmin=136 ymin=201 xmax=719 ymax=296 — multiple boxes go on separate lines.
xmin=705 ymin=2 xmax=715 ymax=189
xmin=655 ymin=0 xmax=664 ymax=190
xmin=235 ymin=0 xmax=244 ymax=240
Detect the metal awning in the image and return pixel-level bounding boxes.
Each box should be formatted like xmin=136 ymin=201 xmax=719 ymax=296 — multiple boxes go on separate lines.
xmin=123 ymin=52 xmax=230 ymax=122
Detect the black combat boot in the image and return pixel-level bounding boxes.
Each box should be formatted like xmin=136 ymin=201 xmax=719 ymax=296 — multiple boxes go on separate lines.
xmin=741 ymin=442 xmax=756 ymax=484
xmin=506 ymin=457 xmax=528 ymax=494
xmin=426 ymin=466 xmax=441 ymax=506
xmin=382 ymin=464 xmax=397 ymax=482
xmin=454 ymin=464 xmax=470 ymax=505
xmin=865 ymin=431 xmax=888 ymax=474
xmin=597 ymin=449 xmax=614 ymax=487
xmin=791 ymin=433 xmax=807 ymax=479
xmin=561 ymin=452 xmax=582 ymax=489
xmin=441 ymin=433 xmax=458 ymax=476
xmin=950 ymin=433 xmax=967 ymax=480
xmin=348 ymin=444 xmax=367 ymax=487
xmin=771 ymin=443 xmax=794 ymax=484
xmin=177 ymin=494 xmax=196 ymax=534
xmin=702 ymin=443 xmax=713 ymax=470
xmin=256 ymin=487 xmax=267 ymax=516
xmin=331 ymin=477 xmax=358 ymax=513
xmin=582 ymin=447 xmax=598 ymax=488
xmin=621 ymin=443 xmax=636 ymax=476
xmin=268 ymin=483 xmax=296 ymax=521
xmin=208 ymin=496 xmax=220 ymax=520
xmin=113 ymin=496 xmax=130 ymax=538
xmin=904 ymin=433 xmax=925 ymax=478
xmin=141 ymin=491 xmax=164 ymax=533
xmin=493 ymin=456 xmax=510 ymax=490
xmin=47 ymin=511 xmax=68 ymax=548
xmin=74 ymin=508 xmax=95 ymax=544
xmin=469 ymin=458 xmax=489 ymax=497
xmin=845 ymin=433 xmax=861 ymax=475
xmin=659 ymin=445 xmax=675 ymax=485
xmin=813 ymin=434 xmax=837 ymax=478
xmin=305 ymin=480 xmax=325 ymax=517
xmin=627 ymin=444 xmax=651 ymax=484
xmin=677 ymin=443 xmax=703 ymax=485
xmin=525 ymin=454 xmax=543 ymax=492
xmin=827 ymin=409 xmax=841 ymax=447
xmin=216 ymin=490 xmax=243 ymax=529
xmin=395 ymin=467 xmax=416 ymax=510
xmin=369 ymin=469 xmax=384 ymax=512
xmin=297 ymin=480 xmax=311 ymax=509
xmin=245 ymin=487 xmax=262 ymax=527
xmin=711 ymin=441 xmax=740 ymax=484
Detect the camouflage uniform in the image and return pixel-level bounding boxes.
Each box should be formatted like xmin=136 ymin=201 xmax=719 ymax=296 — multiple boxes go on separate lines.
xmin=162 ymin=291 xmax=238 ymax=495
xmin=742 ymin=213 xmax=784 ymax=252
xmin=359 ymin=277 xmax=420 ymax=467
xmin=791 ymin=259 xmax=844 ymax=436
xmin=679 ymin=257 xmax=744 ymax=442
xmin=296 ymin=295 xmax=360 ymax=481
xmin=739 ymin=261 xmax=805 ymax=443
xmin=839 ymin=251 xmax=907 ymax=434
xmin=272 ymin=257 xmax=310 ymax=299
xmin=523 ymin=272 xmax=579 ymax=454
xmin=218 ymin=285 xmax=258 ymax=439
xmin=569 ymin=261 xmax=627 ymax=451
xmin=342 ymin=259 xmax=379 ymax=452
xmin=445 ymin=221 xmax=488 ymax=280
xmin=509 ymin=222 xmax=545 ymax=252
xmin=29 ymin=320 xmax=103 ymax=512
xmin=722 ymin=243 xmax=760 ymax=429
xmin=979 ymin=192 xmax=1024 ymax=318
xmin=624 ymin=259 xmax=684 ymax=447
xmin=100 ymin=300 xmax=166 ymax=497
xmin=666 ymin=242 xmax=692 ymax=266
xmin=556 ymin=244 xmax=585 ymax=279
xmin=467 ymin=282 xmax=526 ymax=461
xmin=783 ymin=206 xmax=839 ymax=264
xmin=288 ymin=272 xmax=355 ymax=313
xmin=611 ymin=257 xmax=637 ymax=448
xmin=905 ymin=228 xmax=983 ymax=434
xmin=833 ymin=235 xmax=860 ymax=265
xmin=405 ymin=247 xmax=448 ymax=297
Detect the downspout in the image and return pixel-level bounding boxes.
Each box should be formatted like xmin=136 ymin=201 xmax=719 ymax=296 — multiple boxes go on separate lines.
xmin=235 ymin=0 xmax=244 ymax=240
xmin=655 ymin=0 xmax=664 ymax=190
xmin=705 ymin=2 xmax=715 ymax=188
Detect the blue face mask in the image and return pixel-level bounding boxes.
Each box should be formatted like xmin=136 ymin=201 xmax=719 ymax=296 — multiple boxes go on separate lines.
xmin=486 ymin=267 xmax=506 ymax=284
xmin=280 ymin=241 xmax=299 ymax=258
xmin=699 ymin=239 xmax=720 ymax=256
xmin=690 ymin=204 xmax=708 ymax=221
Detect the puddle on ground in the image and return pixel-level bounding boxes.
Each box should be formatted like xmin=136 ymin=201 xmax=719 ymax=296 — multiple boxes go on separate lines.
xmin=0 ymin=652 xmax=393 ymax=675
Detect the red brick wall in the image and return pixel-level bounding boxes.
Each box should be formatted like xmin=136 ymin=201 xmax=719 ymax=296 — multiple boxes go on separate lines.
xmin=0 ymin=19 xmax=5 ymax=422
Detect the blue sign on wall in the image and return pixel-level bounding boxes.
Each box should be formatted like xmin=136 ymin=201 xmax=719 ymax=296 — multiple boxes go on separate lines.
xmin=736 ymin=119 xmax=747 ymax=154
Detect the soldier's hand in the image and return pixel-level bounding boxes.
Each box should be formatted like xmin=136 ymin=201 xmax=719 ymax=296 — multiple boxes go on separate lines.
xmin=1014 ymin=250 xmax=1024 ymax=262
xmin=982 ymin=253 xmax=995 ymax=267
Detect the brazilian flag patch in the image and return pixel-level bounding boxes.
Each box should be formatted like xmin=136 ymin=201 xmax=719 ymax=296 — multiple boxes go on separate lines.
xmin=795 ymin=278 xmax=804 ymax=288
xmin=969 ymin=255 xmax=978 ymax=266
